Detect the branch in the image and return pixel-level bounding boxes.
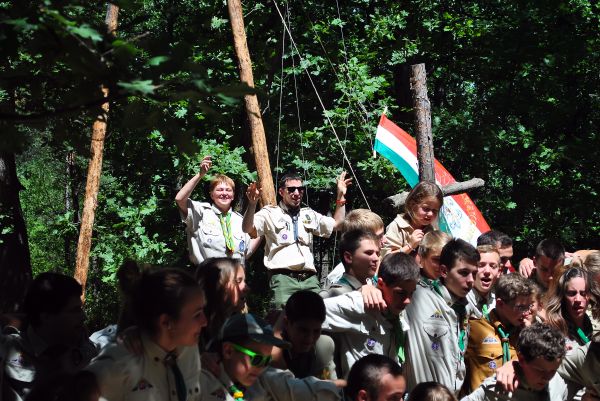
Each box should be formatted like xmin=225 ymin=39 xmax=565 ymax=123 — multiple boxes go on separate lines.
xmin=384 ymin=178 xmax=485 ymax=211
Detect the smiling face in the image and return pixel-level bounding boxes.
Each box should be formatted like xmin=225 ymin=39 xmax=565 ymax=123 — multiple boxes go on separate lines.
xmin=473 ymin=251 xmax=501 ymax=297
xmin=564 ymin=276 xmax=588 ymax=324
xmin=279 ymin=179 xmax=304 ymax=209
xmin=412 ymin=197 xmax=441 ymax=229
xmin=344 ymin=239 xmax=380 ymax=283
xmin=210 ymin=181 xmax=234 ymax=212
xmin=441 ymin=259 xmax=477 ymax=298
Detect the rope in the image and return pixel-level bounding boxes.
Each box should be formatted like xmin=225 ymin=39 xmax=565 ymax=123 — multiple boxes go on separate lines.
xmin=275 ymin=4 xmax=287 ymax=188
xmin=272 ymin=0 xmax=371 ymax=210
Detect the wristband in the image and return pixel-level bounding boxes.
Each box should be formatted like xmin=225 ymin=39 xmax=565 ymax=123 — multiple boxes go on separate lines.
xmin=336 ymin=199 xmax=346 ymax=206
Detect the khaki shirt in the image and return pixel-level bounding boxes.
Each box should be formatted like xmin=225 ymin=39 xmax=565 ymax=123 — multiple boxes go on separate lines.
xmin=558 ymin=342 xmax=600 ymax=397
xmin=461 ymin=370 xmax=568 ymax=401
xmin=1 ymin=326 xmax=97 ymax=401
xmin=184 ymin=200 xmax=249 ymax=265
xmin=385 ymin=213 xmax=433 ymax=253
xmin=464 ymin=310 xmax=518 ymax=392
xmin=87 ymin=335 xmax=201 ymax=401
xmin=254 ymin=206 xmax=335 ymax=271
xmin=200 ymin=366 xmax=340 ymax=401
xmin=404 ymin=282 xmax=473 ymax=395
xmin=322 ymin=291 xmax=405 ymax=378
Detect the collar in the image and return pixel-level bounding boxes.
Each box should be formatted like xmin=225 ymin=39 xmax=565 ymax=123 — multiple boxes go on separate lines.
xmin=393 ymin=213 xmax=413 ymax=230
xmin=278 ymin=201 xmax=300 ymax=217
xmin=340 ymin=273 xmax=365 ymax=290
xmin=211 ymin=204 xmax=229 ymax=215
xmin=142 ymin=333 xmax=182 ymax=364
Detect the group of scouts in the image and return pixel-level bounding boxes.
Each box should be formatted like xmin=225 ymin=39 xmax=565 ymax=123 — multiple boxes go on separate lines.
xmin=1 ymin=154 xmax=599 ymax=401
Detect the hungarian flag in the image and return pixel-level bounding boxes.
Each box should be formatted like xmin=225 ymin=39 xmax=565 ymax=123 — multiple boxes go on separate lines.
xmin=374 ymin=113 xmax=490 ymax=245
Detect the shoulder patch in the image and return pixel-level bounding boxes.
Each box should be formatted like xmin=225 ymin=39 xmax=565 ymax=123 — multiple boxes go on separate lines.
xmin=482 ymin=336 xmax=500 ymax=344
xmin=132 ymin=379 xmax=154 ymax=392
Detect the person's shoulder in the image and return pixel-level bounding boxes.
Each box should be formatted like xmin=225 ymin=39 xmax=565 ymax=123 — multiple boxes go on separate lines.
xmin=324 ymin=290 xmax=363 ymax=309
xmin=256 ymin=205 xmax=282 ymax=216
xmin=391 ymin=213 xmax=411 ymax=228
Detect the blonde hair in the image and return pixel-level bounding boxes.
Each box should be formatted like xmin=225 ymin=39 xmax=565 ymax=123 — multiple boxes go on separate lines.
xmin=404 ymin=181 xmax=444 ymax=226
xmin=418 ymin=230 xmax=452 ymax=257
xmin=342 ymin=209 xmax=384 ymax=233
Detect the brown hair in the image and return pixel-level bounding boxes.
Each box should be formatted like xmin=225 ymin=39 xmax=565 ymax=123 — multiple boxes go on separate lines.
xmin=545 ymin=267 xmax=589 ymax=337
xmin=404 ymin=181 xmax=443 ymax=226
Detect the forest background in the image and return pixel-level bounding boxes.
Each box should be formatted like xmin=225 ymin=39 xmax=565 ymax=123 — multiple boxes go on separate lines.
xmin=1 ymin=0 xmax=598 ymax=330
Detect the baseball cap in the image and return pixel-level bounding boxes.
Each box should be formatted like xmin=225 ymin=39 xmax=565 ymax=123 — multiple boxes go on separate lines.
xmin=218 ymin=313 xmax=290 ymax=348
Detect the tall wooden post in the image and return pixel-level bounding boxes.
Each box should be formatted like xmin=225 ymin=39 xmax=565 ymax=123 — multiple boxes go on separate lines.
xmin=410 ymin=63 xmax=435 ymax=183
xmin=74 ymin=3 xmax=119 ymax=297
xmin=227 ymin=0 xmax=276 ymax=206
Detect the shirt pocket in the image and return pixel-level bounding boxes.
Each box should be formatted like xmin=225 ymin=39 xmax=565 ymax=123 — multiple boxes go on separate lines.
xmin=200 ymin=218 xmax=222 ymax=237
xmin=273 ymin=217 xmax=295 ymax=245
xmin=423 ymin=322 xmax=449 ymax=359
xmin=474 ymin=342 xmax=503 ymax=376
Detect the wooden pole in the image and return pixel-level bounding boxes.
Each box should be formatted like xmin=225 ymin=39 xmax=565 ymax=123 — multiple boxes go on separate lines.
xmin=227 ymin=0 xmax=276 ymax=206
xmin=410 ymin=63 xmax=435 ymax=183
xmin=74 ymin=3 xmax=118 ymax=297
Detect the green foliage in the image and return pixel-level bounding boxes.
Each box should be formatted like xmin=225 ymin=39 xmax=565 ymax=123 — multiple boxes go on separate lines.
xmin=5 ymin=0 xmax=600 ymax=327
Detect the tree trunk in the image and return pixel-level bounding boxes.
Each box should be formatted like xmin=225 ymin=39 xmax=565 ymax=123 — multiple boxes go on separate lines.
xmin=74 ymin=3 xmax=118 ymax=297
xmin=0 ymin=152 xmax=32 ymax=313
xmin=410 ymin=63 xmax=435 ymax=183
xmin=227 ymin=0 xmax=276 ymax=206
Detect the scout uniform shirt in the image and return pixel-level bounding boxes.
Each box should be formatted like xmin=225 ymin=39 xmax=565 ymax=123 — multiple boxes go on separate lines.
xmin=404 ymin=281 xmax=473 ymax=395
xmin=183 ymin=200 xmax=249 ymax=265
xmin=87 ymin=334 xmax=201 ymax=401
xmin=460 ymin=367 xmax=568 ymax=401
xmin=253 ymin=205 xmax=335 ymax=271
xmin=200 ymin=365 xmax=340 ymax=401
xmin=466 ymin=289 xmax=496 ymax=320
xmin=319 ymin=273 xmax=362 ymax=299
xmin=385 ymin=213 xmax=433 ymax=253
xmin=322 ymin=291 xmax=407 ymax=378
xmin=464 ymin=309 xmax=518 ymax=392
xmin=0 ymin=325 xmax=98 ymax=401
xmin=558 ymin=341 xmax=600 ymax=398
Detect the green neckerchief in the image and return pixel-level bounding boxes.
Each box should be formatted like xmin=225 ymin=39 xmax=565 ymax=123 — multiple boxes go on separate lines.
xmin=422 ymin=276 xmax=443 ymax=297
xmin=451 ymin=302 xmax=467 ymax=352
xmin=568 ymin=316 xmax=593 ymax=345
xmin=496 ymin=325 xmax=512 ymax=364
xmin=482 ymin=304 xmax=490 ymax=321
xmin=218 ymin=212 xmax=235 ymax=252
xmin=384 ymin=311 xmax=405 ymax=363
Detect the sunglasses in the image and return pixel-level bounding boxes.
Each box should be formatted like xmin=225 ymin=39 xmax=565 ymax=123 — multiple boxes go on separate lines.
xmin=231 ymin=343 xmax=272 ymax=367
xmin=285 ymin=186 xmax=305 ymax=194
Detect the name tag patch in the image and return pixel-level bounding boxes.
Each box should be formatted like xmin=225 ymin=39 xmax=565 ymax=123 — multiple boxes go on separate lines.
xmin=482 ymin=336 xmax=500 ymax=344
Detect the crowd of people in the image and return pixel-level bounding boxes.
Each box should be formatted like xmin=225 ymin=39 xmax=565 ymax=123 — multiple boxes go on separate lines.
xmin=1 ymin=157 xmax=599 ymax=401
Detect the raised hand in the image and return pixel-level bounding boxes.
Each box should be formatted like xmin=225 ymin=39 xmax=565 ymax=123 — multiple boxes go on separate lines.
xmin=199 ymin=155 xmax=212 ymax=175
xmin=337 ymin=171 xmax=352 ymax=197
xmin=246 ymin=182 xmax=262 ymax=203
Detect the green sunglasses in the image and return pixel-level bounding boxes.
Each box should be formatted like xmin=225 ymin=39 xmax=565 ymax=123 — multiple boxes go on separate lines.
xmin=231 ymin=343 xmax=272 ymax=367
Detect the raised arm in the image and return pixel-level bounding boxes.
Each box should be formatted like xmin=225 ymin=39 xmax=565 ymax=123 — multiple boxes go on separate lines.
xmin=174 ymin=155 xmax=211 ymax=215
xmin=242 ymin=182 xmax=261 ymax=237
xmin=333 ymin=171 xmax=352 ymax=230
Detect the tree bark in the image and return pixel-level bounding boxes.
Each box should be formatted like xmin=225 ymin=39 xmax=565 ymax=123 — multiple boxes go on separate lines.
xmin=384 ymin=178 xmax=485 ymax=211
xmin=74 ymin=3 xmax=118 ymax=297
xmin=227 ymin=0 xmax=276 ymax=206
xmin=410 ymin=63 xmax=435 ymax=183
xmin=0 ymin=152 xmax=32 ymax=313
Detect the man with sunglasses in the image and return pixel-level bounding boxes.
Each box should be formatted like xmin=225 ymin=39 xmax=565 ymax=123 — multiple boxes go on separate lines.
xmin=201 ymin=313 xmax=340 ymax=401
xmin=243 ymin=172 xmax=352 ymax=308
xmin=463 ymin=274 xmax=535 ymax=393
